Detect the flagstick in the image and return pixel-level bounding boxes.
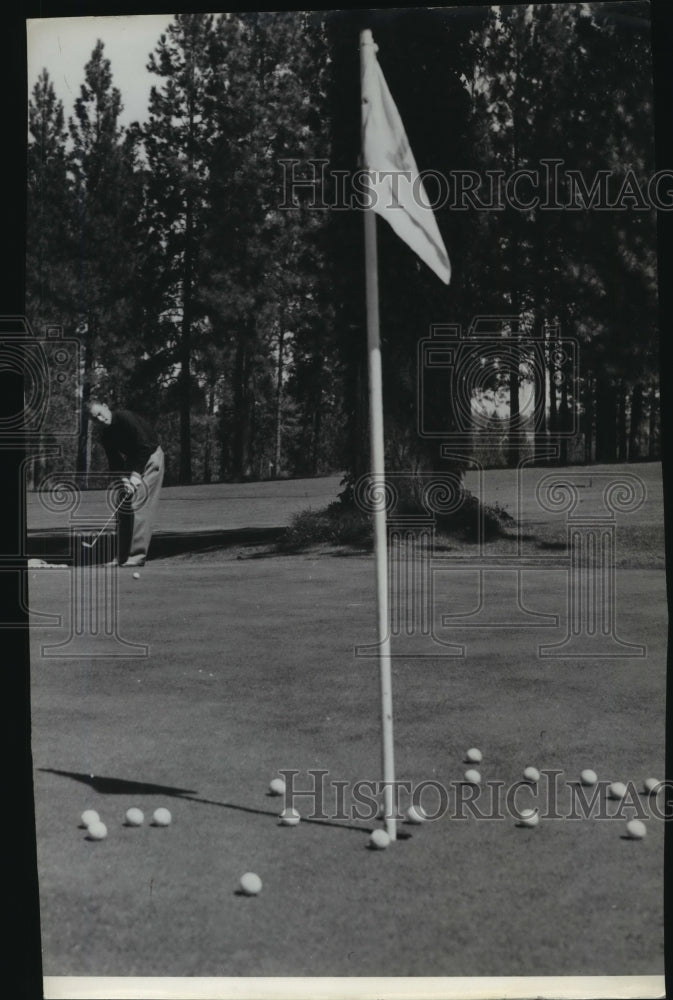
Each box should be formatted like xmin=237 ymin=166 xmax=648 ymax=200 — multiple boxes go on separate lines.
xmin=360 ymin=28 xmax=396 ymax=842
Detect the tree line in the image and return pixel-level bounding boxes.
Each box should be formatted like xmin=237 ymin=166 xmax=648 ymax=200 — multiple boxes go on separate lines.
xmin=26 ymin=5 xmax=660 ymax=488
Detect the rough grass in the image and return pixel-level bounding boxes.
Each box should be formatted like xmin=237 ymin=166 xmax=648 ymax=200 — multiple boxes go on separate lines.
xmin=279 ymin=492 xmax=517 ymax=554
xmin=274 ymin=479 xmax=664 ymax=570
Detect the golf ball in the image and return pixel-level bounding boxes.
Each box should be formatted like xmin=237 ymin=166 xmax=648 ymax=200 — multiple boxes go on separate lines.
xmin=369 ymin=829 xmax=391 ymax=850
xmin=80 ymin=809 xmax=100 ymax=828
xmin=608 ymin=782 xmax=627 ymax=800
xmin=523 ymin=767 xmax=540 ymax=783
xmin=268 ymin=777 xmax=286 ymax=796
xmin=239 ymin=872 xmax=262 ymax=895
xmin=464 ymin=769 xmax=482 ymax=785
xmin=625 ymin=819 xmax=647 ymax=840
xmin=516 ymin=809 xmax=540 ymax=828
xmin=125 ymin=807 xmax=144 ymax=827
xmin=86 ymin=820 xmax=108 ymax=841
xmin=405 ymin=804 xmax=427 ymax=825
xmin=132 ymin=572 xmax=140 ymax=580
xmin=580 ymin=769 xmax=598 ymax=786
xmin=465 ymin=748 xmax=483 ymax=764
xmin=152 ymin=807 xmax=172 ymax=826
xmin=644 ymin=778 xmax=660 ymax=795
xmin=279 ymin=807 xmax=300 ymax=826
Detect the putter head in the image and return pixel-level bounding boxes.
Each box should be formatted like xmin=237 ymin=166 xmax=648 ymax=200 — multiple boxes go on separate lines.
xmin=81 ymin=540 xmax=95 ymax=549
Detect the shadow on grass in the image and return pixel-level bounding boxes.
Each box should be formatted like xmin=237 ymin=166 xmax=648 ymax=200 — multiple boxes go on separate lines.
xmin=148 ymin=527 xmax=286 ymax=561
xmin=39 ymin=767 xmax=403 ymax=836
xmin=179 ymin=793 xmax=384 ymax=835
xmin=39 ymin=768 xmax=198 ymax=797
xmin=28 ymin=526 xmax=288 ymax=564
xmin=30 ymin=513 xmax=553 ymax=565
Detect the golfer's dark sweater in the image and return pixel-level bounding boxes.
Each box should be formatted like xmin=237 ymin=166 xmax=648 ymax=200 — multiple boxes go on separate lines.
xmin=100 ymin=410 xmax=159 ymax=474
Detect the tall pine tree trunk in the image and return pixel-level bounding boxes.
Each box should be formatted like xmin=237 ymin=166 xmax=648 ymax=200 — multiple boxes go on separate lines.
xmin=595 ymin=375 xmax=617 ymax=463
xmin=508 ymin=337 xmax=520 ymax=468
xmin=219 ymin=405 xmax=231 ymax=481
xmin=617 ymin=380 xmax=628 ymax=462
xmin=76 ymin=321 xmax=95 ymax=485
xmin=178 ymin=323 xmax=192 ymax=484
xmin=179 ymin=200 xmax=194 ymax=485
xmin=533 ymin=329 xmax=546 ymax=466
xmin=203 ymin=382 xmax=215 ymax=484
xmin=344 ymin=325 xmax=368 ymax=486
xmin=548 ymin=336 xmax=558 ymax=463
xmin=311 ymin=385 xmax=323 ymax=476
xmin=232 ymin=333 xmax=252 ymax=481
xmin=648 ymin=381 xmax=658 ymax=458
xmin=629 ymin=382 xmax=644 ymax=461
xmin=583 ymin=375 xmax=594 ymax=464
xmin=508 ymin=49 xmax=522 ymax=470
xmin=559 ymin=357 xmax=569 ymax=466
xmin=273 ymin=325 xmax=284 ymax=479
xmin=308 ymin=351 xmax=323 ymax=476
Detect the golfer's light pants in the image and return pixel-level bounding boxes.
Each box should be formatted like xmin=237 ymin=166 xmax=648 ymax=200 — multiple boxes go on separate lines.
xmin=119 ymin=446 xmax=165 ymax=564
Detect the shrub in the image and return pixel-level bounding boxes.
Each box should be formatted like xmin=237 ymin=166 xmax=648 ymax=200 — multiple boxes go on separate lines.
xmin=280 ymin=491 xmax=515 ymax=552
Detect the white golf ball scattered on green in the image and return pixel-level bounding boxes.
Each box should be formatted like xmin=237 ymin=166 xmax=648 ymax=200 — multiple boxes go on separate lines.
xmin=87 ymin=820 xmax=108 ymax=840
xmin=465 ymin=748 xmax=482 ymax=764
xmin=125 ymin=807 xmax=144 ymax=827
xmin=269 ymin=777 xmax=286 ymax=796
xmin=369 ymin=829 xmax=390 ymax=850
xmin=608 ymin=782 xmax=627 ymax=800
xmin=580 ymin=769 xmax=598 ymax=786
xmin=523 ymin=766 xmax=540 ymax=783
xmin=239 ymin=872 xmax=262 ymax=896
xmin=625 ymin=819 xmax=647 ymax=840
xmin=152 ymin=807 xmax=172 ymax=826
xmin=464 ymin=769 xmax=481 ymax=785
xmin=80 ymin=809 xmax=100 ymax=828
xmin=405 ymin=804 xmax=426 ymax=825
xmin=516 ymin=809 xmax=540 ymax=828
xmin=279 ymin=807 xmax=300 ymax=826
xmin=643 ymin=778 xmax=660 ymax=795
xmin=132 ymin=571 xmax=140 ymax=580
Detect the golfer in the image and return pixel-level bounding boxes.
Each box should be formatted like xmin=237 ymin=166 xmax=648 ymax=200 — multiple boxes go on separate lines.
xmin=87 ymin=401 xmax=164 ymax=567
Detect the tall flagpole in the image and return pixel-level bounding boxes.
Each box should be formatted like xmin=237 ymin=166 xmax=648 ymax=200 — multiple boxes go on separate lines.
xmin=360 ymin=28 xmax=396 ymax=842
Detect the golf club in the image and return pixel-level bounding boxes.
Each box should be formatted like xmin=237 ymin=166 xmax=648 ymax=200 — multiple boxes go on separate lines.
xmin=81 ymin=490 xmax=132 ymax=550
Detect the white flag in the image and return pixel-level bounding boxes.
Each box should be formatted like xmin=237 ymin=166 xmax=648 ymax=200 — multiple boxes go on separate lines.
xmin=361 ymin=47 xmax=451 ymax=285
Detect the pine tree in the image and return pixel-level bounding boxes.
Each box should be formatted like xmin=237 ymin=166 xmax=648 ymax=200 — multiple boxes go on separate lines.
xmin=142 ymin=14 xmax=220 ymax=483
xmin=203 ymin=12 xmax=339 ymax=481
xmin=68 ymin=40 xmax=140 ymax=478
xmin=26 ymin=70 xmax=75 ymax=481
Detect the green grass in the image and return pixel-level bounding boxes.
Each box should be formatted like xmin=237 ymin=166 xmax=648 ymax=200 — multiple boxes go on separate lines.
xmin=30 ymin=556 xmax=666 ymax=977
xmin=28 ymin=462 xmax=667 ymax=979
